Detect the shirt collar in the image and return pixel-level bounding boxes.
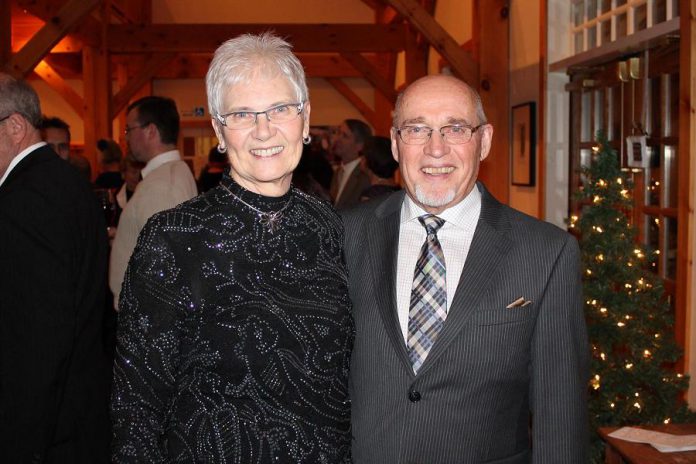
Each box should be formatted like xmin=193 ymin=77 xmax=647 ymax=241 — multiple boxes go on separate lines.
xmin=341 ymin=157 xmax=362 ymax=173
xmin=141 ymin=150 xmax=181 ymax=178
xmin=0 ymin=142 xmax=47 ymax=188
xmin=400 ymin=183 xmax=482 ymax=230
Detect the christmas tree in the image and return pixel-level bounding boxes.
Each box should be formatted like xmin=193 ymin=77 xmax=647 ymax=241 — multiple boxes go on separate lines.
xmin=568 ymin=132 xmax=695 ymax=462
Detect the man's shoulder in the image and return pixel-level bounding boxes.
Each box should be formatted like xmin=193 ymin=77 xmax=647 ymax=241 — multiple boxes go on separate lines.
xmin=341 ymin=190 xmax=403 ymax=226
xmin=3 ymin=147 xmax=90 ymax=199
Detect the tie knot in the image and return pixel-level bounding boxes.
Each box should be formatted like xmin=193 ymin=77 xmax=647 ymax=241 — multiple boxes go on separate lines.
xmin=418 ymin=214 xmax=445 ymax=235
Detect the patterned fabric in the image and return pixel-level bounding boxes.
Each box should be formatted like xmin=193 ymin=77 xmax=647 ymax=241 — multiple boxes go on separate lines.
xmin=407 ymin=214 xmax=447 ymax=374
xmin=111 ymin=174 xmax=353 ymax=463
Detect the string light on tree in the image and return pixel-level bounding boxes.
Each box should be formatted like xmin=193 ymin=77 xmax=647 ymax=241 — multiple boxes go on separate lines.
xmin=568 ymin=132 xmax=695 ymax=463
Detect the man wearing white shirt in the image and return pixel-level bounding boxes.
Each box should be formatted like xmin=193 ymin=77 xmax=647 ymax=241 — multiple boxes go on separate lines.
xmin=109 ymin=96 xmax=197 ymax=307
xmin=0 ymin=73 xmax=111 ymax=463
xmin=342 ymin=74 xmax=588 ymax=463
xmin=329 ymin=119 xmax=371 ymax=209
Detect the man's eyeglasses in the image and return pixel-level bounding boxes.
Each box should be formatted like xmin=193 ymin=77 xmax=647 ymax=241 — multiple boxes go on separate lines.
xmin=395 ymin=124 xmax=486 ymax=145
xmin=0 ymin=114 xmax=12 ymax=124
xmin=124 ymin=123 xmax=148 ymax=135
xmin=215 ymin=102 xmax=305 ymax=130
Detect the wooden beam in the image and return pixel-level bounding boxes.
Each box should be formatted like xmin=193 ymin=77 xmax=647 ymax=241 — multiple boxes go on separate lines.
xmin=326 ymin=77 xmax=377 ymax=128
xmin=0 ymin=1 xmax=11 ymax=69
xmin=107 ymin=24 xmax=409 ymax=53
xmin=42 ymin=51 xmax=394 ymax=81
xmin=383 ymin=0 xmax=478 ymax=84
xmin=33 ymin=60 xmax=84 ymax=118
xmin=360 ymin=0 xmax=381 ymax=9
xmin=475 ymin=0 xmax=509 ymax=203
xmin=5 ymin=0 xmax=101 ymax=78
xmin=17 ymin=0 xmax=101 ymax=48
xmin=341 ymin=52 xmax=397 ymax=103
xmin=111 ymin=53 xmax=176 ymax=118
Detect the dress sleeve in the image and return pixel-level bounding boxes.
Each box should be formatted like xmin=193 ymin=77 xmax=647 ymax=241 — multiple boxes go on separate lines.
xmin=111 ymin=214 xmax=186 ymax=463
xmin=530 ymin=235 xmax=590 ymax=463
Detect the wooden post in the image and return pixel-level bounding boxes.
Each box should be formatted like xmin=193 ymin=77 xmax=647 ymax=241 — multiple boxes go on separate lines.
xmin=476 ymin=0 xmax=510 ymax=204
xmin=0 ymin=1 xmax=11 ymax=70
xmin=404 ymin=28 xmax=427 ymax=83
xmin=679 ymin=0 xmax=696 ymax=402
xmin=538 ymin=0 xmax=547 ymax=218
xmin=82 ymin=46 xmax=111 ymax=177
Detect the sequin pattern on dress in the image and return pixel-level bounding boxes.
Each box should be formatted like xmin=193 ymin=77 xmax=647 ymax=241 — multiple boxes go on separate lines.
xmin=111 ymin=174 xmax=354 ymax=463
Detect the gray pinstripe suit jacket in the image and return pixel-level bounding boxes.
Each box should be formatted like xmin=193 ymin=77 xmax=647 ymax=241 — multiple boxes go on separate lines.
xmin=342 ymin=183 xmax=589 ymax=464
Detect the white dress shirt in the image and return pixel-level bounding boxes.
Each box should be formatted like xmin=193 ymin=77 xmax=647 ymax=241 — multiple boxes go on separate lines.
xmin=335 ymin=157 xmax=361 ymax=200
xmin=395 ymin=186 xmax=482 ymax=341
xmin=0 ymin=142 xmax=46 ymax=187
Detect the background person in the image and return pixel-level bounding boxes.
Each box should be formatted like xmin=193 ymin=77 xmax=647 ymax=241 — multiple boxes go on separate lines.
xmin=329 ymin=118 xmax=371 ymax=209
xmin=359 ymin=135 xmax=400 ymax=202
xmin=342 ymin=74 xmax=589 ymax=463
xmin=108 ymin=96 xmax=197 ymax=306
xmin=111 ymin=33 xmax=353 ymax=463
xmin=94 ymin=138 xmax=124 ymax=189
xmin=0 ymin=73 xmax=111 ymax=463
xmin=197 ymin=145 xmax=230 ymax=192
xmin=40 ymin=115 xmax=91 ymax=180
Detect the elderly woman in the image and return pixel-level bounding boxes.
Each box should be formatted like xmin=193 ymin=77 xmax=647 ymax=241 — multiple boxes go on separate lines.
xmin=111 ymin=33 xmax=353 ymax=463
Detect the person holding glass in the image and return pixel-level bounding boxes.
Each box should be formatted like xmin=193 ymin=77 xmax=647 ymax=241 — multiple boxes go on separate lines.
xmin=111 ymin=33 xmax=353 ymax=463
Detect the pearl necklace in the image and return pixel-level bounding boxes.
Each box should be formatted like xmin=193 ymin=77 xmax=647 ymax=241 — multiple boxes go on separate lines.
xmin=221 ymin=184 xmax=292 ymax=234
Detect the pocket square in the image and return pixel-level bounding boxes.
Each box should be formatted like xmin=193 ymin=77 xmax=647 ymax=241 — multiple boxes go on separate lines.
xmin=506 ymin=297 xmax=532 ymax=309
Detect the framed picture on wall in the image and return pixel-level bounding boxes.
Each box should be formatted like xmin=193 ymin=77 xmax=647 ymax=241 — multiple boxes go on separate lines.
xmin=625 ymin=135 xmax=649 ymax=169
xmin=511 ymin=102 xmax=536 ymax=186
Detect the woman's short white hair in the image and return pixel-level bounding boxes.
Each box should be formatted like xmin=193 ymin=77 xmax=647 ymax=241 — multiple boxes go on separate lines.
xmin=206 ymin=32 xmax=309 ymax=118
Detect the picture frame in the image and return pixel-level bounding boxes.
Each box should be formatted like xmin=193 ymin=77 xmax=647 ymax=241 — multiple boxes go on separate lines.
xmin=625 ymin=135 xmax=649 ymax=169
xmin=511 ymin=102 xmax=536 ymax=186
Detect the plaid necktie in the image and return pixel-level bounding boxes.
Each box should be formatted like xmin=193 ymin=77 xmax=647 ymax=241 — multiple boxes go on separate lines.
xmin=407 ymin=214 xmax=447 ymax=374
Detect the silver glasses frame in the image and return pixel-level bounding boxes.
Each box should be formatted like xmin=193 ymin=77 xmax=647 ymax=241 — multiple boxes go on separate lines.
xmin=215 ymin=102 xmax=305 ymax=129
xmin=396 ymin=123 xmax=486 ymax=145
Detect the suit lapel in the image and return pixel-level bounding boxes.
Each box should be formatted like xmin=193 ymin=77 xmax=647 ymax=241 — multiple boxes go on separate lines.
xmin=417 ymin=184 xmax=514 ymax=376
xmin=366 ymin=192 xmax=415 ymax=375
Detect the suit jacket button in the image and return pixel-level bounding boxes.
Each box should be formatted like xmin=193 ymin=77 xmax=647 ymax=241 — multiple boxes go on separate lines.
xmin=408 ymin=389 xmax=421 ymax=402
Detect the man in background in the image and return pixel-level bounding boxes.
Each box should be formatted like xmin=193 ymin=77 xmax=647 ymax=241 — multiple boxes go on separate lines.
xmin=329 ymin=118 xmax=371 ymax=209
xmin=0 ymin=73 xmax=111 ymax=462
xmin=41 ymin=116 xmax=92 ymax=181
xmin=109 ymin=96 xmax=197 ymax=307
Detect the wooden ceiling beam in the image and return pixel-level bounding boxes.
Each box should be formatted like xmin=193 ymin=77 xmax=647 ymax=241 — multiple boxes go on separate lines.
xmin=111 ymin=53 xmax=176 ymax=118
xmin=17 ymin=0 xmax=101 ymax=48
xmin=326 ymin=77 xmax=378 ymax=128
xmin=107 ymin=24 xmax=408 ymax=53
xmin=383 ymin=0 xmax=478 ymax=84
xmin=6 ymin=0 xmax=101 ymax=78
xmin=341 ymin=52 xmax=397 ymax=103
xmin=33 ymin=59 xmax=84 ymax=117
xmin=41 ymin=52 xmax=393 ymax=80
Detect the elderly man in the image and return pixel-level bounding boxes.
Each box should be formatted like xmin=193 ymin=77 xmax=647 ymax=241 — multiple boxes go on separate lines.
xmin=330 ymin=118 xmax=372 ymax=209
xmin=109 ymin=96 xmax=197 ymax=306
xmin=342 ymin=75 xmax=589 ymax=463
xmin=0 ymin=74 xmax=111 ymax=462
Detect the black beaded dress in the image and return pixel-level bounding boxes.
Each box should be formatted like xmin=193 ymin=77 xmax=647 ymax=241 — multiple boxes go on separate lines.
xmin=111 ymin=174 xmax=353 ymax=463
